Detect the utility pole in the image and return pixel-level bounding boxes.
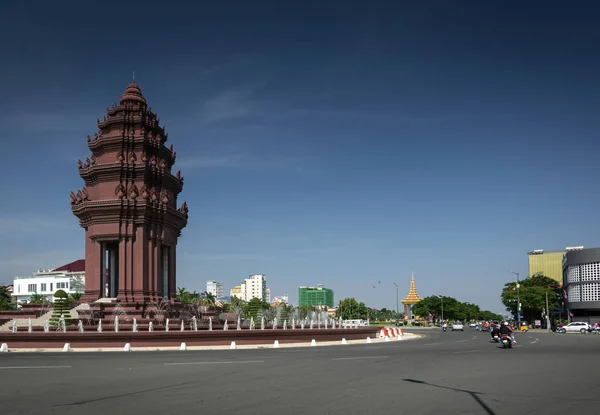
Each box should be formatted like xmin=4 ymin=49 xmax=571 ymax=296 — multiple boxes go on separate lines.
xmin=393 ymin=283 xmax=399 ymax=324
xmin=545 ymin=291 xmax=550 ymax=332
xmin=437 ymin=295 xmax=444 ymax=322
xmin=509 ymin=271 xmax=521 ymax=326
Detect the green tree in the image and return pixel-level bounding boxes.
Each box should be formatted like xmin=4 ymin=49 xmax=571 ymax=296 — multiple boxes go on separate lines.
xmin=336 ymin=298 xmax=369 ymax=319
xmin=246 ymin=298 xmax=270 ymax=319
xmin=0 ymin=286 xmax=16 ymax=311
xmin=29 ymin=293 xmax=50 ymax=305
xmin=49 ymin=290 xmax=73 ymax=326
xmin=176 ymin=287 xmax=200 ymax=304
xmin=501 ymin=273 xmax=561 ymax=322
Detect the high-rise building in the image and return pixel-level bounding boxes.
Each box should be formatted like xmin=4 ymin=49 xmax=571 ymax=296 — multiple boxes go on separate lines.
xmin=266 ymin=287 xmax=271 ymax=304
xmin=237 ymin=274 xmax=268 ymax=302
xmin=528 ymin=246 xmax=583 ymax=284
xmin=206 ymin=281 xmax=223 ymax=300
xmin=298 ymin=284 xmax=334 ymax=308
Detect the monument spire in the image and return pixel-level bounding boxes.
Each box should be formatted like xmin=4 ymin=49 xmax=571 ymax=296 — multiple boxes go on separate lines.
xmin=402 ymin=272 xmax=422 ymax=321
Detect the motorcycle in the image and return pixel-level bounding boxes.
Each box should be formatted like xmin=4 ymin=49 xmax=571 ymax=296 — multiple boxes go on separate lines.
xmin=443 ymin=326 xmax=447 ymax=332
xmin=501 ymin=335 xmax=512 ymax=349
xmin=492 ymin=334 xmax=499 ymax=342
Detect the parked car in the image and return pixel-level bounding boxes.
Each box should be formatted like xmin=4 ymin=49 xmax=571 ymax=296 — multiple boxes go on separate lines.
xmin=558 ymin=322 xmax=590 ymax=334
xmin=452 ymin=322 xmax=464 ymax=331
xmin=469 ymin=322 xmax=477 ymax=327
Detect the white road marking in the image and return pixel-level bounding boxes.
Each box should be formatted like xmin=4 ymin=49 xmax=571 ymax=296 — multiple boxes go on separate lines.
xmin=332 ymin=356 xmax=389 ymax=361
xmin=453 ymin=350 xmax=481 ymax=354
xmin=530 ymin=338 xmax=539 ymax=344
xmin=423 ymin=342 xmax=442 ymax=346
xmin=456 ymin=340 xmax=469 ymax=343
xmin=0 ymin=366 xmax=72 ymax=370
xmin=164 ymin=360 xmax=264 ymax=366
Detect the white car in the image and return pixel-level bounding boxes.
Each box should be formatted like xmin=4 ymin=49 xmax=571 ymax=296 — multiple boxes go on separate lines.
xmin=451 ymin=322 xmax=464 ymax=331
xmin=559 ymin=322 xmax=589 ymax=334
xmin=469 ymin=322 xmax=477 ymax=327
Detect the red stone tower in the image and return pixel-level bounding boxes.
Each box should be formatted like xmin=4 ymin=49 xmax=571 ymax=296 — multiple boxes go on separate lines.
xmin=71 ymin=82 xmax=188 ymax=304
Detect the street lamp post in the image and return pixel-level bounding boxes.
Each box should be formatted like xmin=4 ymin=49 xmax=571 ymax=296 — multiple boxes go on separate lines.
xmin=437 ymin=295 xmax=444 ymax=322
xmin=509 ymin=271 xmax=521 ymax=326
xmin=393 ymin=283 xmax=399 ymax=323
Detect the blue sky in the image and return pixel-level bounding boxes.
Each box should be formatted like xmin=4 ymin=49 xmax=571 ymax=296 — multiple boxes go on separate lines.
xmin=1 ymin=1 xmax=599 ymax=313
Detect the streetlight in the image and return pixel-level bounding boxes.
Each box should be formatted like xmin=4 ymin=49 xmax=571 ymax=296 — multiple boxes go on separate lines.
xmin=437 ymin=295 xmax=444 ymax=322
xmin=509 ymin=271 xmax=521 ymax=326
xmin=393 ymin=283 xmax=399 ymax=323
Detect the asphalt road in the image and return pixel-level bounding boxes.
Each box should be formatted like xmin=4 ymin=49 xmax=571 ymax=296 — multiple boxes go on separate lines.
xmin=1 ymin=329 xmax=599 ymax=415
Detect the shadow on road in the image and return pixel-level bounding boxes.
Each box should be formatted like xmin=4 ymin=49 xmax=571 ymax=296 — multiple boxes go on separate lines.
xmin=403 ymin=378 xmax=496 ymax=415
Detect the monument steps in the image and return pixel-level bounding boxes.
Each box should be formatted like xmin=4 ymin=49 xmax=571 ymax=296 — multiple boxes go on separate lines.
xmin=0 ymin=309 xmax=55 ymax=332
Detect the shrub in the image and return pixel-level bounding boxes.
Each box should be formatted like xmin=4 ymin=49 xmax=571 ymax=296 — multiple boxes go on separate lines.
xmin=49 ymin=291 xmax=73 ymax=326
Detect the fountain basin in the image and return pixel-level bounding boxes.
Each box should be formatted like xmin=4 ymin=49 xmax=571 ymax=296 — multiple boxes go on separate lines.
xmin=0 ymin=327 xmax=381 ymax=349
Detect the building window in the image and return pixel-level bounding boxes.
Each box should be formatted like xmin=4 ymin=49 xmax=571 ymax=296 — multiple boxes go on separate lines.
xmin=40 ymin=283 xmax=47 ymax=292
xmin=581 ymin=282 xmax=600 ymax=302
xmin=580 ymin=262 xmax=600 ymax=282
xmin=568 ymin=285 xmax=581 ymax=302
xmin=567 ymin=266 xmax=580 ymax=283
xmin=50 ymin=283 xmax=53 ymax=292
xmin=57 ymin=282 xmax=67 ymax=289
xmin=28 ymin=284 xmax=37 ymax=293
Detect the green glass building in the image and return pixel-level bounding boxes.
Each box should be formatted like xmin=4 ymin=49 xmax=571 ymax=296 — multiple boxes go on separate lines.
xmin=298 ymin=285 xmax=334 ymax=308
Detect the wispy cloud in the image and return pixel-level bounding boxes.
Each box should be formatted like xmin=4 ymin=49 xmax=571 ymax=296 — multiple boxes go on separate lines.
xmin=177 ymin=152 xmax=322 ymax=175
xmin=0 ymin=112 xmax=98 ymax=134
xmin=0 ymin=215 xmax=72 ymax=236
xmin=199 ymin=83 xmax=269 ymax=124
xmin=0 ymin=249 xmax=82 ymax=282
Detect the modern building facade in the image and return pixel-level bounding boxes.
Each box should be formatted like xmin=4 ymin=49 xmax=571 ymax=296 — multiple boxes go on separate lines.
xmin=240 ymin=274 xmax=268 ymax=302
xmin=528 ymin=246 xmax=584 ymax=283
xmin=206 ymin=281 xmax=224 ymax=300
xmin=563 ymin=247 xmax=600 ymax=322
xmin=12 ymin=260 xmax=86 ymax=303
xmin=298 ymin=285 xmax=334 ymax=308
xmin=528 ymin=249 xmax=566 ymax=283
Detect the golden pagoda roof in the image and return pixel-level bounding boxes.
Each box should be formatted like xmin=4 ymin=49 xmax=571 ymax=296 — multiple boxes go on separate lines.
xmin=401 ymin=272 xmax=422 ymax=305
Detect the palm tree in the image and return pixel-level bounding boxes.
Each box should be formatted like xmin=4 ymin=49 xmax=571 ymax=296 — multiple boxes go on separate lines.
xmin=203 ymin=292 xmax=216 ymax=306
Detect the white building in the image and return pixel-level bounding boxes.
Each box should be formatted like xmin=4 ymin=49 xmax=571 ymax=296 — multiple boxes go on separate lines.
xmin=206 ymin=280 xmax=224 ymax=300
xmin=271 ymin=295 xmax=288 ymax=305
xmin=239 ymin=274 xmax=268 ymax=302
xmin=230 ymin=285 xmax=243 ymax=299
xmin=12 ymin=260 xmax=85 ymax=303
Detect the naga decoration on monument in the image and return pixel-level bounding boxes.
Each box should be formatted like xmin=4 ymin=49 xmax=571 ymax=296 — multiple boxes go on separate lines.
xmin=71 ymin=82 xmax=188 ymax=304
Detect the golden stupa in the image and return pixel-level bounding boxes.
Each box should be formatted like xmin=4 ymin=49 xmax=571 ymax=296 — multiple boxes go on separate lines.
xmin=402 ymin=272 xmax=422 ymax=305
xmin=402 ymin=272 xmax=421 ymax=320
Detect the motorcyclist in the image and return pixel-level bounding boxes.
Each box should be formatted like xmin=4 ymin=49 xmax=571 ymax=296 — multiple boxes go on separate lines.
xmin=490 ymin=323 xmax=500 ymax=339
xmin=499 ymin=321 xmax=516 ymax=343
xmin=442 ymin=321 xmax=448 ymax=331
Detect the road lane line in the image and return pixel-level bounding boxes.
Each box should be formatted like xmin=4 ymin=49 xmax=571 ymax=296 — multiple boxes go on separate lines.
xmin=332 ymin=356 xmax=389 ymax=361
xmin=456 ymin=340 xmax=469 ymax=343
xmin=0 ymin=366 xmax=72 ymax=370
xmin=423 ymin=342 xmax=443 ymax=346
xmin=453 ymin=350 xmax=481 ymax=354
xmin=164 ymin=360 xmax=264 ymax=366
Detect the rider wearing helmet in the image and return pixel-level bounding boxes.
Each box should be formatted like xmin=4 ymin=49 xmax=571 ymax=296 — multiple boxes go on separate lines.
xmin=499 ymin=321 xmax=517 ymax=343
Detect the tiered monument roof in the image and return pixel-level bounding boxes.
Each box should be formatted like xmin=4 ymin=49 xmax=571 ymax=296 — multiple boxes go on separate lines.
xmin=70 ymin=82 xmax=188 ymax=232
xmin=402 ymin=273 xmax=422 ymax=305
